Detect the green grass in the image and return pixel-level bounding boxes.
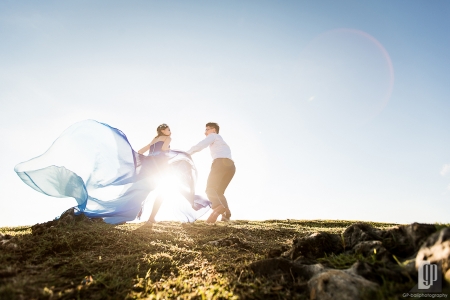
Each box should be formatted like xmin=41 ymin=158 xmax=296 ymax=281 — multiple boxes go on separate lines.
xmin=0 ymin=220 xmax=448 ymax=299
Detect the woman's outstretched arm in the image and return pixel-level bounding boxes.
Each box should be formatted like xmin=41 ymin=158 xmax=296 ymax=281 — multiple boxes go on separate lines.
xmin=138 ymin=137 xmax=158 ymax=154
xmin=138 ymin=144 xmax=150 ymax=154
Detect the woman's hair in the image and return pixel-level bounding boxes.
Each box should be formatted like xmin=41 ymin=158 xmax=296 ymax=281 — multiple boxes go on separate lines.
xmin=206 ymin=122 xmax=219 ymax=134
xmin=155 ymin=123 xmax=169 ymax=138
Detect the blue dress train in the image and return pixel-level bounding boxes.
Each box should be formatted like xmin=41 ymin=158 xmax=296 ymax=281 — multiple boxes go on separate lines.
xmin=14 ymin=120 xmax=211 ymax=224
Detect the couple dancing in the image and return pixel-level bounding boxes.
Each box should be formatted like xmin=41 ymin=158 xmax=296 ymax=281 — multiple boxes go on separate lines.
xmin=137 ymin=122 xmax=235 ymax=224
xmin=14 ymin=120 xmax=235 ymax=225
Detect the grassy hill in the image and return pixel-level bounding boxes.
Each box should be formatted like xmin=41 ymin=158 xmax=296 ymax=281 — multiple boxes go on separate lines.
xmin=0 ymin=218 xmax=448 ymax=299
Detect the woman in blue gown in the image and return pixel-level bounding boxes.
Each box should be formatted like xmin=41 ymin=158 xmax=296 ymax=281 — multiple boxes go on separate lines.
xmin=14 ymin=120 xmax=211 ymax=224
xmin=137 ymin=123 xmax=195 ymax=224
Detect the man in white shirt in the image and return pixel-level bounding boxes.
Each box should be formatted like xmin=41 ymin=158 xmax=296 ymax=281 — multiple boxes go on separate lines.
xmin=186 ymin=122 xmax=235 ymax=223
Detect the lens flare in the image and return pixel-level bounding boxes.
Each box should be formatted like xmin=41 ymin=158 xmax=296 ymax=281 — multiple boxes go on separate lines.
xmin=297 ymin=28 xmax=395 ymax=128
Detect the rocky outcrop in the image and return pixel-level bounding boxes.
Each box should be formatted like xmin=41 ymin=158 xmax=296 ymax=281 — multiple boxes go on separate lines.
xmin=381 ymin=223 xmax=436 ymax=257
xmin=353 ymin=240 xmax=392 ymax=263
xmin=249 ymin=258 xmax=325 ymax=281
xmin=348 ymin=260 xmax=413 ymax=285
xmin=308 ymin=269 xmax=379 ymax=300
xmin=343 ymin=222 xmax=436 ymax=257
xmin=343 ymin=223 xmax=383 ymax=249
xmin=249 ymin=258 xmax=379 ymax=300
xmin=284 ymin=232 xmax=344 ymax=260
xmin=250 ymin=222 xmax=448 ymax=299
xmin=416 ymin=227 xmax=450 ymax=284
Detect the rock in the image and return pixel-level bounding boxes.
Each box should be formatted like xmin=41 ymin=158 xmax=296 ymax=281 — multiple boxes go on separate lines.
xmin=403 ymin=259 xmax=418 ymax=277
xmin=382 ymin=223 xmax=436 ymax=258
xmin=348 ymin=261 xmax=413 ymax=285
xmin=353 ymin=240 xmax=392 ymax=263
xmin=285 ymin=232 xmax=344 ymax=260
xmin=293 ymin=256 xmax=320 ymax=265
xmin=347 ymin=261 xmax=383 ymax=284
xmin=248 ymin=222 xmax=442 ymax=298
xmin=343 ymin=223 xmax=382 ymax=250
xmin=415 ymin=227 xmax=450 ymax=281
xmin=250 ymin=258 xmax=300 ymax=276
xmin=249 ymin=258 xmax=325 ymax=281
xmin=308 ymin=269 xmax=379 ymax=300
xmin=267 ymin=245 xmax=290 ymax=258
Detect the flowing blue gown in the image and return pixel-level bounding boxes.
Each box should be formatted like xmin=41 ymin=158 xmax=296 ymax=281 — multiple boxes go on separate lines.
xmin=14 ymin=120 xmax=211 ymax=224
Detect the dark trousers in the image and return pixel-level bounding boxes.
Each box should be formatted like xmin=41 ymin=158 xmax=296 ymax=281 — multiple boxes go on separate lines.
xmin=205 ymin=158 xmax=235 ymax=210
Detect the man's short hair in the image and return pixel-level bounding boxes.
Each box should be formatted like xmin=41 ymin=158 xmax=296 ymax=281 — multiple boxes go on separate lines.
xmin=206 ymin=122 xmax=220 ymax=134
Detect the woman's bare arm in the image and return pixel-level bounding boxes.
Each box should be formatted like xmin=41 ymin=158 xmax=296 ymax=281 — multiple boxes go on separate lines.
xmin=138 ymin=137 xmax=158 ymax=154
xmin=138 ymin=143 xmax=150 ymax=154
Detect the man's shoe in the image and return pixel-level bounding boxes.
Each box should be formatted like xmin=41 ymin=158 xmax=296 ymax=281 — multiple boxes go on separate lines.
xmin=206 ymin=205 xmax=226 ymax=223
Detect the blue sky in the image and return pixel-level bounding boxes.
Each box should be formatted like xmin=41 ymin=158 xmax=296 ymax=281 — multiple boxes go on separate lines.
xmin=1 ymin=1 xmax=449 ymax=226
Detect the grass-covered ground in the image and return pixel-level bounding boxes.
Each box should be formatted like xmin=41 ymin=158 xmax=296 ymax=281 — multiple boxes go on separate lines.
xmin=0 ymin=219 xmax=448 ymax=299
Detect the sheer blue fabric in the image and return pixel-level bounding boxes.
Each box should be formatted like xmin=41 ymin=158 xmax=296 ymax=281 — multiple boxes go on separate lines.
xmin=14 ymin=120 xmax=211 ymax=224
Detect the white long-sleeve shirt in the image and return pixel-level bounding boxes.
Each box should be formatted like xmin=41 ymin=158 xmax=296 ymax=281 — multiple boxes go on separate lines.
xmin=186 ymin=133 xmax=232 ymax=160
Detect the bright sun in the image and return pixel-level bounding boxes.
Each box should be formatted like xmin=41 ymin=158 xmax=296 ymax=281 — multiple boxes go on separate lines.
xmin=138 ymin=172 xmax=197 ymax=222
